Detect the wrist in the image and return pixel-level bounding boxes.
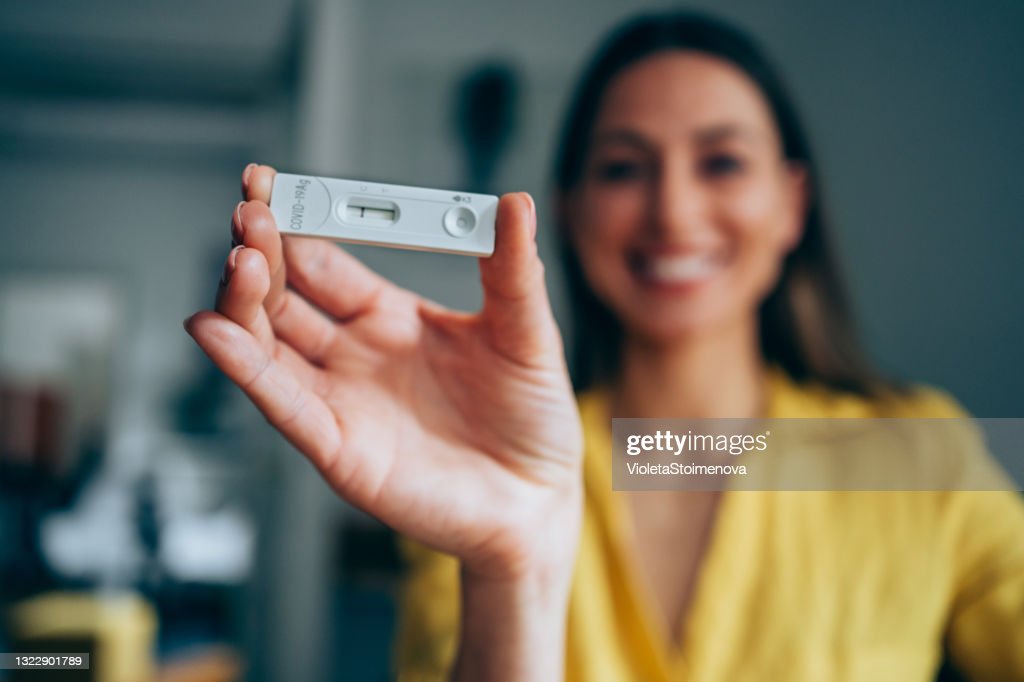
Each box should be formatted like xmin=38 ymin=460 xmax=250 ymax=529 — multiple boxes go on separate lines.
xmin=462 ymin=478 xmax=583 ymax=584
xmin=454 ymin=483 xmax=582 ymax=682
xmin=455 ymin=552 xmax=577 ymax=682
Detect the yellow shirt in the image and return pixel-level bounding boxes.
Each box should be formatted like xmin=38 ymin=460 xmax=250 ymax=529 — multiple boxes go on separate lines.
xmin=393 ymin=368 xmax=1024 ymax=680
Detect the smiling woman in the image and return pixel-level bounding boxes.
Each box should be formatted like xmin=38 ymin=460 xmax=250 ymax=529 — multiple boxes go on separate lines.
xmin=554 ymin=15 xmax=879 ymax=399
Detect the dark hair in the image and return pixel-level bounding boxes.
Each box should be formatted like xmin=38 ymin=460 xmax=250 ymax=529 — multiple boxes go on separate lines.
xmin=554 ymin=10 xmax=896 ymax=396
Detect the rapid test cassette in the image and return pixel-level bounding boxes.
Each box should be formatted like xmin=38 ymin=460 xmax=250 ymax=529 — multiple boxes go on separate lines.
xmin=268 ymin=173 xmax=498 ymax=256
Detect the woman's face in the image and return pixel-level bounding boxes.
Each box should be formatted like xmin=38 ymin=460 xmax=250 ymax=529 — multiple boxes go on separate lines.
xmin=566 ymin=51 xmax=806 ymax=343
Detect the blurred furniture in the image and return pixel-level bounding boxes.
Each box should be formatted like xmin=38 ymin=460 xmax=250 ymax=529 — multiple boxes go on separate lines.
xmin=8 ymin=591 xmax=156 ymax=682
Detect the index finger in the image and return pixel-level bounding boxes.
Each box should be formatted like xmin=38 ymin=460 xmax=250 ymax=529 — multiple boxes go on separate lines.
xmin=242 ymin=164 xmax=277 ymax=204
xmin=185 ymin=310 xmax=343 ymax=475
xmin=237 ymin=164 xmax=284 ymax=313
xmin=234 ymin=199 xmax=288 ymax=318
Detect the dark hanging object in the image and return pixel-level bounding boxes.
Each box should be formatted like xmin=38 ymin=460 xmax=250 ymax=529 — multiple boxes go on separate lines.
xmin=452 ymin=61 xmax=519 ymax=194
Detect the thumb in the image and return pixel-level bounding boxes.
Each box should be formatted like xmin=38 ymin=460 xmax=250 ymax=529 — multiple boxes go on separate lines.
xmin=478 ymin=192 xmax=561 ymax=366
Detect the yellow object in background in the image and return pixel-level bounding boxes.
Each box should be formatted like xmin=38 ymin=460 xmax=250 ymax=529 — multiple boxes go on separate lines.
xmin=9 ymin=591 xmax=156 ymax=682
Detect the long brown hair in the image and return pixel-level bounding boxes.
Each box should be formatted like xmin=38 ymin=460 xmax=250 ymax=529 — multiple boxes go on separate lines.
xmin=554 ymin=11 xmax=896 ymax=396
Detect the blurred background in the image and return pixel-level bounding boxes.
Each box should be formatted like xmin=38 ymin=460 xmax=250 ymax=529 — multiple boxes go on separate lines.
xmin=0 ymin=0 xmax=1021 ymax=680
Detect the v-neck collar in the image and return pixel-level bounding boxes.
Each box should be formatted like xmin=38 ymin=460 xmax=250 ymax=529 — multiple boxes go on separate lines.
xmin=578 ymin=365 xmax=803 ymax=680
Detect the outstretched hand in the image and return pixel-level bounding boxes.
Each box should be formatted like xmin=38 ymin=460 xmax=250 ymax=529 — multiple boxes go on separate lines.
xmin=185 ymin=165 xmax=583 ymax=580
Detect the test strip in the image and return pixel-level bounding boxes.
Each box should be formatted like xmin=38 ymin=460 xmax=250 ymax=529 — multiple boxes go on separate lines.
xmin=268 ymin=173 xmax=498 ymax=257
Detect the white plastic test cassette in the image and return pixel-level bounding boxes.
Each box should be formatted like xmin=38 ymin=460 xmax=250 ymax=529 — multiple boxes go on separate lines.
xmin=269 ymin=173 xmax=498 ymax=256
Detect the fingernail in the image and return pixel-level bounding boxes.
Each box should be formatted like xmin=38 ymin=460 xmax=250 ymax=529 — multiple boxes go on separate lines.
xmin=221 ymin=245 xmax=245 ymax=286
xmin=231 ymin=201 xmax=245 ymax=247
xmin=240 ymin=163 xmax=258 ymax=198
xmin=242 ymin=163 xmax=258 ymax=186
xmin=525 ymin=193 xmax=537 ymax=237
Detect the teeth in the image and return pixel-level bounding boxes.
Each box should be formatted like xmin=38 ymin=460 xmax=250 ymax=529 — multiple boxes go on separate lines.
xmin=646 ymin=254 xmax=721 ymax=283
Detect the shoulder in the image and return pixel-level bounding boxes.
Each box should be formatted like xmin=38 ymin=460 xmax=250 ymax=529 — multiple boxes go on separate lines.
xmin=779 ymin=369 xmax=972 ymax=419
xmin=768 ymin=369 xmax=1016 ymax=494
xmin=871 ymin=383 xmax=971 ymax=418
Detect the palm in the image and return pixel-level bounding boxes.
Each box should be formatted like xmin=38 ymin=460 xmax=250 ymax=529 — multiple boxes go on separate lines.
xmin=187 ymin=166 xmax=582 ymax=574
xmin=300 ymin=280 xmax=578 ymax=551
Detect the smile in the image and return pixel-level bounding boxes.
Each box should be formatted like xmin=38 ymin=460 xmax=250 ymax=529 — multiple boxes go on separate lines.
xmin=633 ymin=252 xmax=727 ymax=286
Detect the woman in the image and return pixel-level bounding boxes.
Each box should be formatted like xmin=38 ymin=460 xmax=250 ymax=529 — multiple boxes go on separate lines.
xmin=186 ymin=11 xmax=1024 ymax=681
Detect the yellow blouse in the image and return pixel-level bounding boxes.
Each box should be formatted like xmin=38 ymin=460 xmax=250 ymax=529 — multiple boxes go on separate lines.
xmin=392 ymin=368 xmax=1024 ymax=680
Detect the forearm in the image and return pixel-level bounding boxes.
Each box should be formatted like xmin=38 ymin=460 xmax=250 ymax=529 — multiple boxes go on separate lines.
xmin=452 ymin=497 xmax=581 ymax=682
